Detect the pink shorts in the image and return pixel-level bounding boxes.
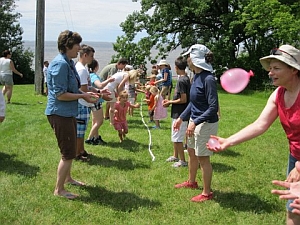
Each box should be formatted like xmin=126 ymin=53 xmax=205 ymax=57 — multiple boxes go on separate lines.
xmin=113 ymin=121 xmax=128 ymax=131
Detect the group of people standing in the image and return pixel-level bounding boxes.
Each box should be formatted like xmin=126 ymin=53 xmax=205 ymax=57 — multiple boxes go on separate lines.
xmin=8 ymin=28 xmax=298 ymax=225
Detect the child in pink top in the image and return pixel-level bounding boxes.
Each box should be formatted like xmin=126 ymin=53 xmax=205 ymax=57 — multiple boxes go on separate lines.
xmin=150 ymin=86 xmax=167 ymax=129
xmin=114 ymin=90 xmax=140 ymax=142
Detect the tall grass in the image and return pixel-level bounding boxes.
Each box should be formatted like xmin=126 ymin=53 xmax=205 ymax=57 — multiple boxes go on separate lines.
xmin=0 ymin=85 xmax=287 ymax=224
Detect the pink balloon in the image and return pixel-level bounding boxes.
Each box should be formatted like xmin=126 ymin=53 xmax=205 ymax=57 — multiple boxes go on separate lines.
xmin=207 ymin=137 xmax=220 ymax=149
xmin=220 ymin=68 xmax=254 ymax=94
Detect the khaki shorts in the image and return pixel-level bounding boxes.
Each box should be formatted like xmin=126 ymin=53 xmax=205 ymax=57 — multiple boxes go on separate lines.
xmin=0 ymin=74 xmax=13 ymax=85
xmin=161 ymin=85 xmax=170 ymax=98
xmin=187 ymin=120 xmax=218 ymax=157
xmin=171 ymin=119 xmax=188 ymax=142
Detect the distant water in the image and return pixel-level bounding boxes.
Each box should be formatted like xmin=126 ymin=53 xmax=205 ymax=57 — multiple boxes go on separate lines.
xmin=23 ymin=41 xmax=183 ymax=74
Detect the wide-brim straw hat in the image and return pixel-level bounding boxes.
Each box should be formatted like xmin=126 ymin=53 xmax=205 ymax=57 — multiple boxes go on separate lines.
xmin=260 ymin=45 xmax=300 ymax=71
xmin=157 ymin=59 xmax=168 ymax=66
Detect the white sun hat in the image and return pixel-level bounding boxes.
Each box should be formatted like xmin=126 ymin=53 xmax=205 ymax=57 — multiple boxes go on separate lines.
xmin=182 ymin=44 xmax=213 ymax=72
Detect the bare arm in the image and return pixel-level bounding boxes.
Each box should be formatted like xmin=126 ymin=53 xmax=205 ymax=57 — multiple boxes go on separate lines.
xmin=10 ymin=61 xmax=23 ymax=77
xmin=163 ymin=93 xmax=186 ymax=107
xmin=117 ymin=74 xmax=129 ymax=94
xmin=208 ymin=89 xmax=279 ymax=151
xmin=93 ymin=77 xmax=115 ymax=89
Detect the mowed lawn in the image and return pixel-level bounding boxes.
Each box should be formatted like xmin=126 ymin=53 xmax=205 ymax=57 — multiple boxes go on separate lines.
xmin=0 ymin=85 xmax=288 ymax=225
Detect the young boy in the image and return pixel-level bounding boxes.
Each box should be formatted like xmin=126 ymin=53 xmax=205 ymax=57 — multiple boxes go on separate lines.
xmin=113 ymin=90 xmax=140 ymax=142
xmin=163 ymin=56 xmax=191 ymax=167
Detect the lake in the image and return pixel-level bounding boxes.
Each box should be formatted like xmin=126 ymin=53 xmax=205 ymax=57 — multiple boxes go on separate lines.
xmin=23 ymin=41 xmax=183 ymax=74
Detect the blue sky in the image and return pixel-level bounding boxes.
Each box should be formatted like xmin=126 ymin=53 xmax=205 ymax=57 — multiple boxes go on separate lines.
xmin=16 ymin=0 xmax=143 ymax=42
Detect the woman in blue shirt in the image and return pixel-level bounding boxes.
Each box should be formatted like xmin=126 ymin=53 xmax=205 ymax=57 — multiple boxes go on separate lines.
xmin=174 ymin=44 xmax=219 ymax=202
xmin=45 ymin=30 xmax=98 ymax=199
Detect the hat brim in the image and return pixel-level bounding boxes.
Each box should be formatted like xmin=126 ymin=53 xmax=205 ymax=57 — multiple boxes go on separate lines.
xmin=259 ymin=55 xmax=300 ymax=71
xmin=182 ymin=48 xmax=192 ymax=56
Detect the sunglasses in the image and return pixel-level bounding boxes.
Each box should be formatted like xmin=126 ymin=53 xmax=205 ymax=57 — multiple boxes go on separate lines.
xmin=270 ymin=48 xmax=297 ymax=62
xmin=67 ymin=31 xmax=73 ymax=38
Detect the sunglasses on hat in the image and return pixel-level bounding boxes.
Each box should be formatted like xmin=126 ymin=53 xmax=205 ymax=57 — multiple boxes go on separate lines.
xmin=270 ymin=48 xmax=297 ymax=62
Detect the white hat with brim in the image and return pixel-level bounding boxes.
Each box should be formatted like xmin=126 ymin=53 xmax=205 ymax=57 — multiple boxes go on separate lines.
xmin=157 ymin=59 xmax=168 ymax=66
xmin=182 ymin=44 xmax=213 ymax=72
xmin=259 ymin=45 xmax=300 ymax=71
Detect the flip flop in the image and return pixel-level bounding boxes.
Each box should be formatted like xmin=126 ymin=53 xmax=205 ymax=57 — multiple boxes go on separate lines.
xmin=67 ymin=180 xmax=86 ymax=186
xmin=54 ymin=192 xmax=78 ymax=200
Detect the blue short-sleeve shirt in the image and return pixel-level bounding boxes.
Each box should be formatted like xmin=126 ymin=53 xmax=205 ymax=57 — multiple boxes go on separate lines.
xmin=45 ymin=53 xmax=81 ymax=117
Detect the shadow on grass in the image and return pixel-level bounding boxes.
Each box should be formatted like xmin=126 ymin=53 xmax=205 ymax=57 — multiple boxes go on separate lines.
xmin=218 ymin=149 xmax=241 ymax=157
xmin=87 ymin=155 xmax=150 ymax=170
xmin=213 ymin=190 xmax=281 ymax=213
xmin=0 ymin=152 xmax=39 ymax=177
xmin=106 ymin=138 xmax=149 ymax=152
xmin=8 ymin=102 xmax=32 ymax=105
xmin=80 ymin=185 xmax=161 ymax=212
xmin=212 ymin=162 xmax=236 ymax=173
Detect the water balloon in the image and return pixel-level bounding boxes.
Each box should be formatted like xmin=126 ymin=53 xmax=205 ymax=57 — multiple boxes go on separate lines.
xmin=220 ymin=68 xmax=254 ymax=94
xmin=207 ymin=137 xmax=220 ymax=149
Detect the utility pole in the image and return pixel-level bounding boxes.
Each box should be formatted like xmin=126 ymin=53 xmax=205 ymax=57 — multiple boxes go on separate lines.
xmin=34 ymin=0 xmax=45 ymax=95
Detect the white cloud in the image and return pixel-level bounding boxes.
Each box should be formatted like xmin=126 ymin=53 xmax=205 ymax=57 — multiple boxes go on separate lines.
xmin=16 ymin=0 xmax=142 ymax=41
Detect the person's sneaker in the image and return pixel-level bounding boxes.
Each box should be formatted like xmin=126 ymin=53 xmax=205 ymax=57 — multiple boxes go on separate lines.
xmin=166 ymin=156 xmax=179 ymax=162
xmin=152 ymin=126 xmax=160 ymax=129
xmin=191 ymin=192 xmax=213 ymax=202
xmin=75 ymin=153 xmax=90 ymax=162
xmin=94 ymin=136 xmax=107 ymax=145
xmin=174 ymin=181 xmax=198 ymax=189
xmin=172 ymin=160 xmax=188 ymax=168
xmin=85 ymin=138 xmax=94 ymax=145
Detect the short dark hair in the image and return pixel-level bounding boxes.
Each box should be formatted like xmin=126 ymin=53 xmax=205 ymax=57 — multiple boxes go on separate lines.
xmin=57 ymin=30 xmax=82 ymax=53
xmin=117 ymin=58 xmax=129 ymax=65
xmin=2 ymin=50 xmax=11 ymax=57
xmin=175 ymin=56 xmax=187 ymax=70
xmin=79 ymin=44 xmax=95 ymax=57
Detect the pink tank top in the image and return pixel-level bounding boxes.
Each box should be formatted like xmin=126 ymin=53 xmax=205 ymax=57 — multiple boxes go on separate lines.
xmin=275 ymin=87 xmax=300 ymax=160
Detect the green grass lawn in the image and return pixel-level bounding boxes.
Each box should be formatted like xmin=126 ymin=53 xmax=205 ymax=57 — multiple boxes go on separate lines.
xmin=0 ymin=85 xmax=288 ymax=224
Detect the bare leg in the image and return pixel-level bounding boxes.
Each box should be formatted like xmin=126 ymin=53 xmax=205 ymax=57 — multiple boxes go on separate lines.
xmin=118 ymin=130 xmax=123 ymax=142
xmin=76 ymin=137 xmax=85 ymax=156
xmin=3 ymin=85 xmax=13 ymax=103
xmin=87 ymin=109 xmax=103 ymax=139
xmin=287 ymin=211 xmax=300 ymax=225
xmin=188 ymin=148 xmax=198 ymax=183
xmin=54 ymin=159 xmax=78 ymax=199
xmin=109 ymin=102 xmax=115 ymax=125
xmin=198 ymin=156 xmax=212 ymax=195
xmin=105 ymin=102 xmax=110 ymax=119
xmin=174 ymin=142 xmax=186 ymax=162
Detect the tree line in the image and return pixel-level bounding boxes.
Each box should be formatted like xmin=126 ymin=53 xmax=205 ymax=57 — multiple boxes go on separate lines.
xmin=1 ymin=0 xmax=300 ymax=90
xmin=112 ymin=0 xmax=300 ymax=90
xmin=0 ymin=0 xmax=34 ymax=84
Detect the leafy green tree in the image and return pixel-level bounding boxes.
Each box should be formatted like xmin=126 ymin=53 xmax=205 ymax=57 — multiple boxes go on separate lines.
xmin=113 ymin=0 xmax=300 ymax=90
xmin=0 ymin=0 xmax=34 ymax=84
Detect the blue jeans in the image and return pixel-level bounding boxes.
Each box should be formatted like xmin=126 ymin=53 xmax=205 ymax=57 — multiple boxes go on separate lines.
xmin=286 ymin=154 xmax=297 ymax=212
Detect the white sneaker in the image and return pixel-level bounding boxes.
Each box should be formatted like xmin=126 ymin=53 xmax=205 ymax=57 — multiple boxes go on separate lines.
xmin=172 ymin=160 xmax=188 ymax=168
xmin=166 ymin=156 xmax=179 ymax=162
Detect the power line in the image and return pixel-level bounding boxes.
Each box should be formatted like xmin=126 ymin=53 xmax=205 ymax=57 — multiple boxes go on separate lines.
xmin=60 ymin=0 xmax=69 ymax=28
xmin=66 ymin=0 xmax=74 ymax=30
